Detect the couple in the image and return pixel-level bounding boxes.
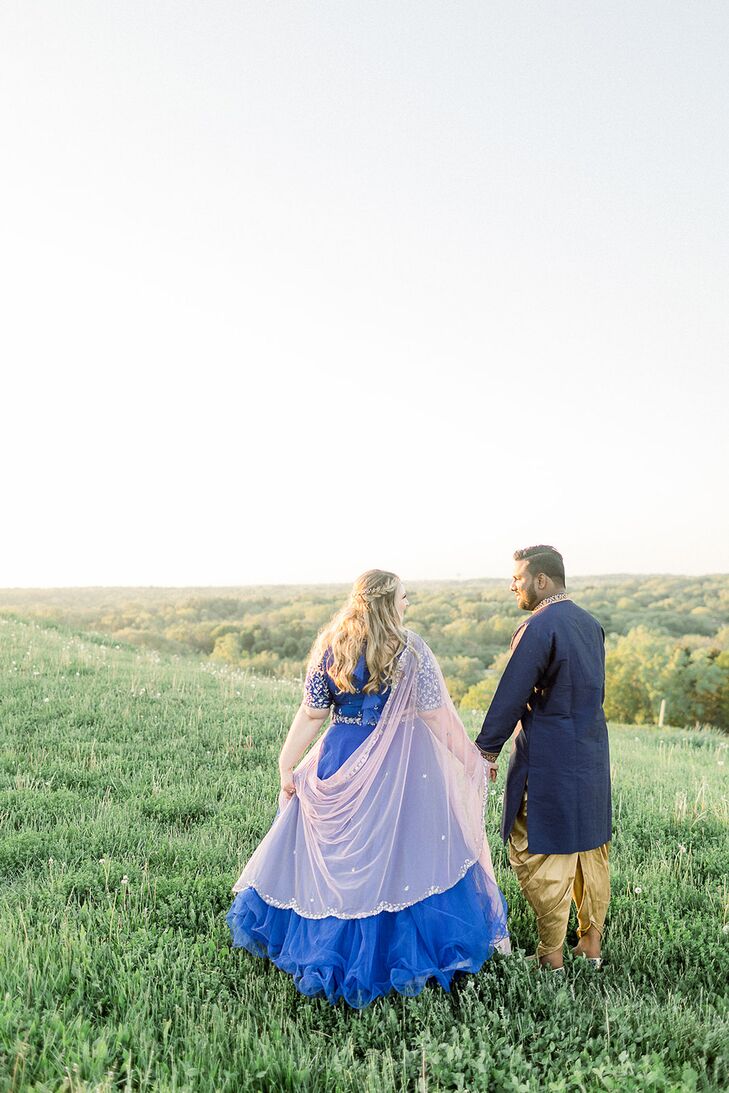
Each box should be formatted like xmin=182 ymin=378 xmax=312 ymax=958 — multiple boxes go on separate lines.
xmin=227 ymin=546 xmax=612 ymax=1006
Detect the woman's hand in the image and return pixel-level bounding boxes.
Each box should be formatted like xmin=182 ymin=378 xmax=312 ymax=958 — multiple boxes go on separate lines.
xmin=484 ymin=759 xmax=498 ymax=783
xmin=277 ymin=704 xmax=330 ymax=801
xmin=279 ymin=767 xmax=296 ymax=801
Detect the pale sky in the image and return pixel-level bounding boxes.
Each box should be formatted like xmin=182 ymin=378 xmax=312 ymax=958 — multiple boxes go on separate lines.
xmin=1 ymin=2 xmax=727 ymax=586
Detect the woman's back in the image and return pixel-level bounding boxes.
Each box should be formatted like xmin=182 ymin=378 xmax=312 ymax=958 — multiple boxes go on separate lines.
xmin=306 ymin=648 xmax=391 ymax=779
xmin=227 ymin=570 xmax=509 ymax=1007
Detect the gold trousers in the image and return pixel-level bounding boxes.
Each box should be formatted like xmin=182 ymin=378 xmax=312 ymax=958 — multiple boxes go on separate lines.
xmin=509 ymin=791 xmax=610 ymax=958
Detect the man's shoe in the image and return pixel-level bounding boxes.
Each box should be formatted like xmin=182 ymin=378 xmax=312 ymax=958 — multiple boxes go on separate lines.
xmin=572 ymin=949 xmax=603 ymax=969
xmin=525 ymin=953 xmax=566 ymax=972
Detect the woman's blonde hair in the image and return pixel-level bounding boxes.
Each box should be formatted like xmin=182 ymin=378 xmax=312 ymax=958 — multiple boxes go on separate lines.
xmin=308 ymin=570 xmax=406 ymax=694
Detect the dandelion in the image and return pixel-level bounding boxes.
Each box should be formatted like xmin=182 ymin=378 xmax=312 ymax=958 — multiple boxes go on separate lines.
xmin=99 ymin=858 xmax=106 ymax=865
xmin=633 ymin=886 xmax=642 ymax=894
xmin=120 ymin=875 xmax=129 ymax=886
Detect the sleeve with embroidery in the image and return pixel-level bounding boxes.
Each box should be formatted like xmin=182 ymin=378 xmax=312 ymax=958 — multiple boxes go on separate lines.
xmin=304 ymin=656 xmax=333 ymax=710
xmin=415 ymin=644 xmax=443 ymax=711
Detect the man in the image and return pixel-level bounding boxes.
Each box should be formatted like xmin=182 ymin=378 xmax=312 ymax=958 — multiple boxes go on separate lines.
xmin=475 ymin=545 xmax=611 ymax=970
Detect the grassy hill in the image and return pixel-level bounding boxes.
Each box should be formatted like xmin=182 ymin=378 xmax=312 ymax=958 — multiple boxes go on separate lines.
xmin=1 ymin=616 xmax=727 ymax=1091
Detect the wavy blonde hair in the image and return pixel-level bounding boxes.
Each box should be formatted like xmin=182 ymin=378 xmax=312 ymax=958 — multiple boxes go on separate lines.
xmin=308 ymin=570 xmax=406 ymax=694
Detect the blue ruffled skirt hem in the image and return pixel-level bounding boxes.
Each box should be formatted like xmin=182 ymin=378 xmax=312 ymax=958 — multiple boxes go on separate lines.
xmin=226 ymin=863 xmax=508 ymax=1008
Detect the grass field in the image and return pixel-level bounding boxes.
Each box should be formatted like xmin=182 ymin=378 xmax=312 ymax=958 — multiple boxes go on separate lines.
xmin=0 ymin=616 xmax=727 ymax=1092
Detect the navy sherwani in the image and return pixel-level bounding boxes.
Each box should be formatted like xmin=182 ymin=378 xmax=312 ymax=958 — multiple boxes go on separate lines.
xmin=475 ymin=600 xmax=611 ymax=855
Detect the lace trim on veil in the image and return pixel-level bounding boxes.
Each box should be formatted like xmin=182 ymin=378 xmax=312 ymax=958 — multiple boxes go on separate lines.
xmin=241 ymin=851 xmax=483 ymax=920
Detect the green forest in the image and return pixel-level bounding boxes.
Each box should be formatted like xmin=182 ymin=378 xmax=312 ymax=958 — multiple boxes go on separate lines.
xmin=1 ymin=574 xmax=727 ymax=730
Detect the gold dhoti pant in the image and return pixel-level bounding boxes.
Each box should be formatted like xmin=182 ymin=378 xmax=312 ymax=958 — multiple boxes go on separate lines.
xmin=509 ymin=791 xmax=610 ymax=958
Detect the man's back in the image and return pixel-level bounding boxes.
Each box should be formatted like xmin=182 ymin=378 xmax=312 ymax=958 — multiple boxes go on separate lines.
xmin=478 ymin=599 xmax=612 ymax=854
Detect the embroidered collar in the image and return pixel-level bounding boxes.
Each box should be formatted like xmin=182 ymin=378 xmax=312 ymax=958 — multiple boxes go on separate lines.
xmin=532 ymin=593 xmax=569 ymax=614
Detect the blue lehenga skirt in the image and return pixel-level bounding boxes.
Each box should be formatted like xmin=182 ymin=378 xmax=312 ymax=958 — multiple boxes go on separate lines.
xmin=226 ymin=722 xmax=509 ymax=1008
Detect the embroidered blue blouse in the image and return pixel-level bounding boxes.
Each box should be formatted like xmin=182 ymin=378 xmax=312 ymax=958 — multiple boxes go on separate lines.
xmin=305 ymin=650 xmax=389 ymax=728
xmin=304 ymin=642 xmax=443 ymax=780
xmin=305 ymin=646 xmax=443 ymax=720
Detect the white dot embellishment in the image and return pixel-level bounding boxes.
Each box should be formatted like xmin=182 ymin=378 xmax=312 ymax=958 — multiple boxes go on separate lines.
xmin=404 ymin=885 xmax=410 ymax=891
xmin=441 ymin=835 xmax=446 ymax=840
xmin=422 ymin=773 xmax=428 ymax=779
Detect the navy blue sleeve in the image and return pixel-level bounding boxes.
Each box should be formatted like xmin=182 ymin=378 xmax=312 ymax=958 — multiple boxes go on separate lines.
xmin=304 ymin=655 xmax=333 ymax=710
xmin=474 ymin=622 xmax=552 ymax=757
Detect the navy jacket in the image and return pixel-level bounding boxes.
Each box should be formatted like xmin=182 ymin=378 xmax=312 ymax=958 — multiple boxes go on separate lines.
xmin=475 ymin=600 xmax=612 ymax=855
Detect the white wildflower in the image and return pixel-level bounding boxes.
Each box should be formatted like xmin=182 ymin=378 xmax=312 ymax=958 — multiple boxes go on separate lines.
xmin=120 ymin=875 xmax=129 ymax=886
xmin=48 ymin=857 xmax=54 ymax=865
xmin=678 ymin=844 xmax=687 ymax=854
xmin=633 ymin=886 xmax=642 ymax=894
xmin=723 ymin=924 xmax=729 ymax=935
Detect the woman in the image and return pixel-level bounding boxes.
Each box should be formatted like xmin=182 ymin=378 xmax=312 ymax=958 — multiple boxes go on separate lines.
xmin=227 ymin=570 xmax=509 ymax=1007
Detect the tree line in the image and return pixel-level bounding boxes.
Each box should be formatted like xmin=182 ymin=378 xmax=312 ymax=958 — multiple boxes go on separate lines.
xmin=1 ymin=574 xmax=727 ymax=729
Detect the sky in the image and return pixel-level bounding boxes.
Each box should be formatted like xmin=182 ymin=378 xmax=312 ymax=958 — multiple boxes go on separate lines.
xmin=1 ymin=2 xmax=727 ymax=586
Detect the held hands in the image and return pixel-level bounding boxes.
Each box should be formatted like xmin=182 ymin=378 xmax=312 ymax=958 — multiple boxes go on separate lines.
xmin=477 ymin=747 xmax=499 ymax=784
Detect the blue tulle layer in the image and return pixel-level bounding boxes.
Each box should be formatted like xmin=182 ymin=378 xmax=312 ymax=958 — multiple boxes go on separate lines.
xmin=226 ymin=863 xmax=508 ymax=1008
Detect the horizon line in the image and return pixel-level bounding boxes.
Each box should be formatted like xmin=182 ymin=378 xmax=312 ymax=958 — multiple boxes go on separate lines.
xmin=0 ymin=570 xmax=727 ymax=592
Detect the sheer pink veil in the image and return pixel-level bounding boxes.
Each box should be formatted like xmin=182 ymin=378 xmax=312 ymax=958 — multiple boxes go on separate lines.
xmin=232 ymin=631 xmax=505 ymax=928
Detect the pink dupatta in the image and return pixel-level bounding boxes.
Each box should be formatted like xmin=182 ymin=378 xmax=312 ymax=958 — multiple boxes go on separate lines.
xmin=232 ymin=631 xmax=501 ymax=921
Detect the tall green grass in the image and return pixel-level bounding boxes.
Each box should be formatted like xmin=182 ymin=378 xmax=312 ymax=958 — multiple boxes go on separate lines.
xmin=0 ymin=617 xmax=727 ymax=1092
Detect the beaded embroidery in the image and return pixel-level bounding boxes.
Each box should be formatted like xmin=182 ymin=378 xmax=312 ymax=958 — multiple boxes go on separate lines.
xmin=414 ymin=644 xmax=442 ymax=710
xmin=304 ymin=660 xmax=332 ymax=709
xmin=532 ymin=593 xmax=570 ymax=614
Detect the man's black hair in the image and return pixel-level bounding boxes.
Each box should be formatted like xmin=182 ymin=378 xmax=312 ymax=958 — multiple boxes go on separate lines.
xmin=514 ymin=544 xmax=566 ymax=585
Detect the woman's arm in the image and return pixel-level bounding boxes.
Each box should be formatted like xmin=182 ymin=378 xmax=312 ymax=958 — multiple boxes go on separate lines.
xmin=278 ymin=704 xmax=330 ymax=799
